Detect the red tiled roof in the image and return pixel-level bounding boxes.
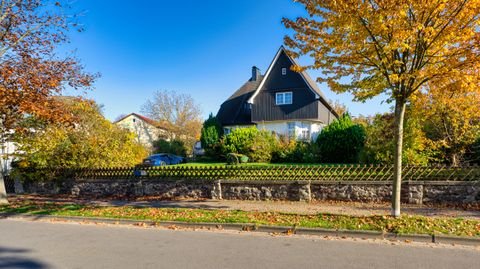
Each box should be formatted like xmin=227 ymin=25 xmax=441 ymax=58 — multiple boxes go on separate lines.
xmin=114 ymin=113 xmax=169 ymax=130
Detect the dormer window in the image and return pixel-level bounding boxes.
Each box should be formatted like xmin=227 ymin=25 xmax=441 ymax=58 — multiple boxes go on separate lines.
xmin=276 ymin=92 xmax=293 ymax=105
xmin=282 ymin=67 xmax=287 ymax=75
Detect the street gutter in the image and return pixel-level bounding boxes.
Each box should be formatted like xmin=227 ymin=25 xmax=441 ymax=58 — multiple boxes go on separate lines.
xmin=1 ymin=213 xmax=478 ymax=246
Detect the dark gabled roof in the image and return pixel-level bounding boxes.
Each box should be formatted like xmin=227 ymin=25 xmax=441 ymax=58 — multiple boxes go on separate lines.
xmin=248 ymin=46 xmax=339 ymax=119
xmin=216 ymin=76 xmax=263 ymax=126
xmin=217 ymin=46 xmax=339 ymax=126
xmin=287 ymin=51 xmax=339 ymax=119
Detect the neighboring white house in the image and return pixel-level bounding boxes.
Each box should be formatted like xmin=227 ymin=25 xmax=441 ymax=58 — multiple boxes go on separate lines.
xmin=114 ymin=113 xmax=168 ymax=150
xmin=0 ymin=140 xmax=16 ymax=175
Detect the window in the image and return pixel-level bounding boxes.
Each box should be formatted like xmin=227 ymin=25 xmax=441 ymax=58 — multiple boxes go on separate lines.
xmin=282 ymin=67 xmax=287 ymax=75
xmin=132 ymin=118 xmax=136 ymax=123
xmin=243 ymin=102 xmax=252 ymax=112
xmin=287 ymin=122 xmax=295 ymax=138
xmin=300 ymin=129 xmax=310 ymax=141
xmin=223 ymin=128 xmax=231 ymax=135
xmin=276 ymin=92 xmax=293 ymax=105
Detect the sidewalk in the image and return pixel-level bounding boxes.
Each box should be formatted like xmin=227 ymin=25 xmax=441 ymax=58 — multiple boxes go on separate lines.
xmin=9 ymin=194 xmax=480 ymax=219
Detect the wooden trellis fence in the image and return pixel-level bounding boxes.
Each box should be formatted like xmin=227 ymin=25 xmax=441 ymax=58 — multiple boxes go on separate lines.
xmin=24 ymin=164 xmax=480 ymax=182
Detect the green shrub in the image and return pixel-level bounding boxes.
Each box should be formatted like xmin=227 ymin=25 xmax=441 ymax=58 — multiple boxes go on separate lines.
xmin=226 ymin=153 xmax=248 ymax=165
xmin=316 ymin=113 xmax=366 ymax=163
xmin=271 ymin=138 xmax=320 ymax=163
xmin=153 ymin=139 xmax=187 ymax=156
xmin=200 ymin=114 xmax=223 ymax=158
xmin=359 ymin=112 xmax=432 ymax=165
xmin=465 ymin=137 xmax=480 ymax=165
xmin=251 ymin=130 xmax=278 ymax=162
xmin=221 ymin=127 xmax=278 ymax=162
xmin=13 ymin=98 xmax=148 ymax=170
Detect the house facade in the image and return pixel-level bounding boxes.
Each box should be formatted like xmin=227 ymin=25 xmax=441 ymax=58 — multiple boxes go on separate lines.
xmin=114 ymin=113 xmax=168 ymax=150
xmin=0 ymin=140 xmax=16 ymax=175
xmin=216 ymin=46 xmax=338 ymax=141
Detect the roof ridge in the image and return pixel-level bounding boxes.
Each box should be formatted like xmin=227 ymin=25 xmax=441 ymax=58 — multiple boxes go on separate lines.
xmin=114 ymin=113 xmax=170 ymax=130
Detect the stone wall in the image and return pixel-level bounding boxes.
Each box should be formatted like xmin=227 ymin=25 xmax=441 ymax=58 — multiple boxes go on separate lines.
xmin=23 ymin=179 xmax=480 ymax=205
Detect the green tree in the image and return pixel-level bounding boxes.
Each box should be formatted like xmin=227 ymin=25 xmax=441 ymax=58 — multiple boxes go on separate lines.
xmin=316 ymin=114 xmax=366 ymax=163
xmin=411 ymin=81 xmax=480 ymax=166
xmin=283 ymin=0 xmax=480 ymax=216
xmin=200 ymin=113 xmax=223 ymax=157
xmin=15 ymin=98 xmax=147 ymax=170
xmin=360 ymin=112 xmax=431 ymax=165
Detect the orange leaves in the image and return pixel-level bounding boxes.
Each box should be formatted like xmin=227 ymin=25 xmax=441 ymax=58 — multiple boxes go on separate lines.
xmin=0 ymin=0 xmax=97 ymax=133
xmin=283 ymin=0 xmax=480 ymax=100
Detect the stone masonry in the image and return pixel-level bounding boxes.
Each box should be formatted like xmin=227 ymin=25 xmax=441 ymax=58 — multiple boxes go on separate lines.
xmin=23 ymin=178 xmax=480 ymax=205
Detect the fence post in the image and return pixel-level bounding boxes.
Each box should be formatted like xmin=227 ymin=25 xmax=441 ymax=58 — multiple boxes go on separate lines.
xmin=132 ymin=179 xmax=144 ymax=196
xmin=298 ymin=181 xmax=311 ymax=202
xmin=211 ymin=180 xmax=222 ymax=200
xmin=13 ymin=175 xmax=24 ymax=194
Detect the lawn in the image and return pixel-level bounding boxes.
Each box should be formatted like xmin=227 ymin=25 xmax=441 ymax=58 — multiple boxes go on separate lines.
xmin=1 ymin=200 xmax=479 ymax=237
xmin=178 ymin=162 xmax=331 ymax=167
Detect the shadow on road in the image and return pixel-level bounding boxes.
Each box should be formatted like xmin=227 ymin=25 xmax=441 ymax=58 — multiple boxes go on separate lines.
xmin=0 ymin=246 xmax=49 ymax=269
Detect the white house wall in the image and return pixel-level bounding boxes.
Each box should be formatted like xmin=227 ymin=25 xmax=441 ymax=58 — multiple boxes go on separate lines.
xmin=257 ymin=121 xmax=324 ymax=142
xmin=0 ymin=141 xmax=16 ymax=175
xmin=310 ymin=122 xmax=324 ymax=141
xmin=115 ymin=115 xmax=166 ymax=150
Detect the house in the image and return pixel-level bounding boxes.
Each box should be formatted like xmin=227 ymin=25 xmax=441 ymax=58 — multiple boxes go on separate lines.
xmin=216 ymin=46 xmax=339 ymax=141
xmin=114 ymin=113 xmax=168 ymax=150
xmin=0 ymin=140 xmax=16 ymax=175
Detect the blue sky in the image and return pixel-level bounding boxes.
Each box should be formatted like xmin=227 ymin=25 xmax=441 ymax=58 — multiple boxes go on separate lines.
xmin=65 ymin=0 xmax=390 ymax=121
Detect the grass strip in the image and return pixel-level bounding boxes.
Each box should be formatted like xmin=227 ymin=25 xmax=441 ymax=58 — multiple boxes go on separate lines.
xmin=1 ymin=201 xmax=479 ymax=237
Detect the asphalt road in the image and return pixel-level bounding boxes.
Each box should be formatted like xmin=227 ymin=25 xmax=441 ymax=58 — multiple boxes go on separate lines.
xmin=0 ymin=219 xmax=478 ymax=269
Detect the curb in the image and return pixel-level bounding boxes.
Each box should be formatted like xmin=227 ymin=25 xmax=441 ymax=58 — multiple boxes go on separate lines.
xmin=1 ymin=213 xmax=479 ymax=246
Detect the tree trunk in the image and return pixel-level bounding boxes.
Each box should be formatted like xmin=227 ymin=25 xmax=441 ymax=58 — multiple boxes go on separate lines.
xmin=451 ymin=153 xmax=459 ymax=167
xmin=391 ymin=98 xmax=406 ymax=217
xmin=0 ymin=172 xmax=8 ymax=204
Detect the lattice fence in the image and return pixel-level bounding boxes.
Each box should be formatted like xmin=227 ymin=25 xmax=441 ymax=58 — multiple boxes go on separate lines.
xmin=24 ymin=164 xmax=480 ymax=182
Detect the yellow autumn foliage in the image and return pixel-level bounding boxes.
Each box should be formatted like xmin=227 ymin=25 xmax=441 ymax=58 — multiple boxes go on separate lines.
xmin=16 ymin=97 xmax=148 ymax=169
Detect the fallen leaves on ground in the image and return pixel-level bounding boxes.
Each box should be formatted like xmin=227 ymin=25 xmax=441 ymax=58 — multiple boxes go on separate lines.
xmin=1 ymin=199 xmax=479 ymax=238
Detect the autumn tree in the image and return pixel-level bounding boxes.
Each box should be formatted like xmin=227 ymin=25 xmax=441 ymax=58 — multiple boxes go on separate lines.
xmin=329 ymin=99 xmax=347 ymax=116
xmin=411 ymin=79 xmax=480 ymax=166
xmin=283 ymin=0 xmax=480 ymax=216
xmin=0 ymin=1 xmax=96 ymax=203
xmin=15 ymin=97 xmax=147 ymax=169
xmin=142 ymin=90 xmax=202 ymax=154
xmin=360 ymin=112 xmax=431 ymax=165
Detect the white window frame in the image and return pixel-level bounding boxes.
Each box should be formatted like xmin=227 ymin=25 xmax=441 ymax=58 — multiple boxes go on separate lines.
xmin=275 ymin=92 xmax=293 ymax=105
xmin=281 ymin=67 xmax=287 ymax=75
xmin=300 ymin=129 xmax=310 ymax=141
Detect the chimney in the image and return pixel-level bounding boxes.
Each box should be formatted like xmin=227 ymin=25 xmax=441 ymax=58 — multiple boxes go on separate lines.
xmin=251 ymin=66 xmax=261 ymax=81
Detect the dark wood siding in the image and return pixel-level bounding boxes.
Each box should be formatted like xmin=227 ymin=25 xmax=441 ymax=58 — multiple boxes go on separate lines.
xmin=318 ymin=101 xmax=337 ymax=124
xmin=252 ymin=50 xmax=319 ymax=122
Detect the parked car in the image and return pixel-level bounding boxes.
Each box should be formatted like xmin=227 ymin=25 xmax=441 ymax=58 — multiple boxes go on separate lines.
xmin=134 ymin=153 xmax=186 ymax=176
xmin=142 ymin=153 xmax=185 ymax=166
